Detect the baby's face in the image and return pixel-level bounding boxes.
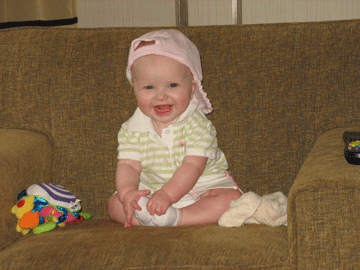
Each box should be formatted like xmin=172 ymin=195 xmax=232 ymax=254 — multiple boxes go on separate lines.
xmin=131 ymin=54 xmax=195 ymax=131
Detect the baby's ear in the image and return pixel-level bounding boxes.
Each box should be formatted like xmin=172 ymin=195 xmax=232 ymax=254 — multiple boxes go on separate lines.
xmin=191 ymin=79 xmax=196 ymax=95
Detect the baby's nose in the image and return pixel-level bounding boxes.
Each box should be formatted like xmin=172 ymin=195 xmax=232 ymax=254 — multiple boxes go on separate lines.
xmin=155 ymin=89 xmax=167 ymax=100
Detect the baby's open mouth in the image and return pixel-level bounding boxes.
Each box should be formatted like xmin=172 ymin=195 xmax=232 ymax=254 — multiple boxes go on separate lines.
xmin=154 ymin=105 xmax=173 ymax=115
xmin=156 ymin=105 xmax=172 ymax=110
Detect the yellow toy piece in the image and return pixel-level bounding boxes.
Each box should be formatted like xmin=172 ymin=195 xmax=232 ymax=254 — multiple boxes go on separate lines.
xmin=349 ymin=141 xmax=360 ymax=147
xmin=45 ymin=215 xmax=66 ymax=227
xmin=11 ymin=195 xmax=36 ymax=235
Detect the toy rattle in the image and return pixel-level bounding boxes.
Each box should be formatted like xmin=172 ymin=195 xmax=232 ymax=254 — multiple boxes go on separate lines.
xmin=11 ymin=183 xmax=92 ymax=235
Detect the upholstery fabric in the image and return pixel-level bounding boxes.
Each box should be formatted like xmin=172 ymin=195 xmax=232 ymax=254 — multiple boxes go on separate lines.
xmin=0 ymin=19 xmax=359 ymax=269
xmin=289 ymin=127 xmax=360 ymax=269
xmin=0 ymin=221 xmax=289 ymax=269
xmin=0 ymin=129 xmax=53 ymax=251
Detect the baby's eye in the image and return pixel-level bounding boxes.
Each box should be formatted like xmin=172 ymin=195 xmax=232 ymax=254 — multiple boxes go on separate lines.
xmin=169 ymin=83 xmax=178 ymax=88
xmin=145 ymin=85 xmax=154 ymax=90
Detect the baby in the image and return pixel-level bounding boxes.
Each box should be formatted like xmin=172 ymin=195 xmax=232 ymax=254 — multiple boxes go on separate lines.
xmin=107 ymin=29 xmax=242 ymax=227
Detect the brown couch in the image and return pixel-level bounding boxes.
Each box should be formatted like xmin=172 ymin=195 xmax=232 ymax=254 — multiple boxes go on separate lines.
xmin=1 ymin=19 xmax=360 ymax=269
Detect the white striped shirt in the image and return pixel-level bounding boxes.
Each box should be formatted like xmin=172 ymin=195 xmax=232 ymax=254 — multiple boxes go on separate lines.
xmin=117 ymin=99 xmax=231 ymax=192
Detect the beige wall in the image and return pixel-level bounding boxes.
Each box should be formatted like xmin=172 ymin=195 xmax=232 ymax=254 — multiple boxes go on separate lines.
xmin=77 ymin=0 xmax=176 ymax=27
xmin=77 ymin=0 xmax=360 ymax=27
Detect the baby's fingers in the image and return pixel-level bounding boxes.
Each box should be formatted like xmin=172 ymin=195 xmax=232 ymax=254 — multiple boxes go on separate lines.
xmin=130 ymin=199 xmax=141 ymax=211
xmin=146 ymin=199 xmax=158 ymax=216
xmin=124 ymin=206 xmax=135 ymax=227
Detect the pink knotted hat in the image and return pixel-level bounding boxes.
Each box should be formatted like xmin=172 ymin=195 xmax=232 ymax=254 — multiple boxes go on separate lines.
xmin=126 ymin=29 xmax=213 ymax=114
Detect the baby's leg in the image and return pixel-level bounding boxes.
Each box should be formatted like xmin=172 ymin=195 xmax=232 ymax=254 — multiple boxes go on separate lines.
xmin=107 ymin=194 xmax=180 ymax=227
xmin=177 ymin=188 xmax=242 ymax=226
xmin=107 ymin=193 xmax=141 ymax=226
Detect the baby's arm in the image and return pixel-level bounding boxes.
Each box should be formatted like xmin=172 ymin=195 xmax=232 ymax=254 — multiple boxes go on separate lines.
xmin=146 ymin=155 xmax=207 ymax=215
xmin=115 ymin=159 xmax=150 ymax=227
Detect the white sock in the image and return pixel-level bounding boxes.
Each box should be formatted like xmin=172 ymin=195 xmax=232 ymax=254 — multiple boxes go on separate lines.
xmin=134 ymin=196 xmax=180 ymax=226
xmin=152 ymin=207 xmax=180 ymax=227
xmin=134 ymin=196 xmax=155 ymax=226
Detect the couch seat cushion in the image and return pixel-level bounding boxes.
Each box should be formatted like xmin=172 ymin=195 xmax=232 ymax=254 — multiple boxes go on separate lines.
xmin=0 ymin=220 xmax=290 ymax=269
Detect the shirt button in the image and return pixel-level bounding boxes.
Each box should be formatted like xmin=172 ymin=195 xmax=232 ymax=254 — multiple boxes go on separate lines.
xmin=163 ymin=158 xmax=168 ymax=163
xmin=165 ymin=129 xmax=171 ymax=134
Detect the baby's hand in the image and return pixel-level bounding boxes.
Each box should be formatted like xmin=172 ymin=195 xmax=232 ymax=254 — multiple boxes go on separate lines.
xmin=121 ymin=189 xmax=150 ymax=227
xmin=147 ymin=189 xmax=174 ymax=216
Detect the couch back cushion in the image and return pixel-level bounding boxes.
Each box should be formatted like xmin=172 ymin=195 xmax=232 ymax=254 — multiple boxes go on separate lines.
xmin=1 ymin=21 xmax=359 ymax=218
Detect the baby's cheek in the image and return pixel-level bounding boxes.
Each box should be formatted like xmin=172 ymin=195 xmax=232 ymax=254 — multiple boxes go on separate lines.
xmin=136 ymin=99 xmax=151 ymax=114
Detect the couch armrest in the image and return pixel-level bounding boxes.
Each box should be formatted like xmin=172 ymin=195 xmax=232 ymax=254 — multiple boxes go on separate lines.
xmin=288 ymin=127 xmax=360 ymax=269
xmin=0 ymin=129 xmax=53 ymax=251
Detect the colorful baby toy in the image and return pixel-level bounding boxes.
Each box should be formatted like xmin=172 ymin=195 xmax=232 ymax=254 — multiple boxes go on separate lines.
xmin=343 ymin=131 xmax=360 ymax=165
xmin=11 ymin=183 xmax=92 ymax=235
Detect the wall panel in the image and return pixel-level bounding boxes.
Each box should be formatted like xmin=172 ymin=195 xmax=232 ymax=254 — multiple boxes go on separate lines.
xmin=188 ymin=0 xmax=233 ymax=26
xmin=242 ymin=0 xmax=360 ymax=24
